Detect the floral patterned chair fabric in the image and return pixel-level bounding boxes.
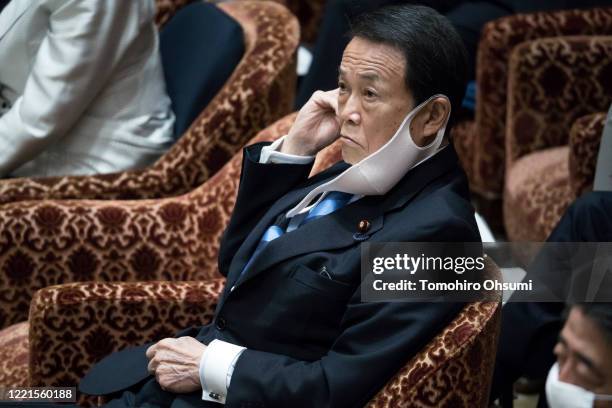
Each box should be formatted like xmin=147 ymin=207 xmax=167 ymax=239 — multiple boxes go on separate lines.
xmin=452 ymin=7 xmax=612 ymax=199
xmin=0 ymin=113 xmax=306 ymax=329
xmin=503 ymin=35 xmax=611 ymax=241
xmin=0 ymin=0 xmax=299 ymax=206
xmin=569 ymin=113 xmax=607 ymax=197
xmin=0 ymin=259 xmax=500 ymax=408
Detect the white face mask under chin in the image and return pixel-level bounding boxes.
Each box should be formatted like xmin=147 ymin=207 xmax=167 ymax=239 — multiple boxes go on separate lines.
xmin=546 ymin=362 xmax=612 ymax=408
xmin=286 ymin=94 xmax=450 ymax=218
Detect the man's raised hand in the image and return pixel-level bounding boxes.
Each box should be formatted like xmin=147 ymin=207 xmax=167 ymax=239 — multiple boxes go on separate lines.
xmin=281 ymin=89 xmax=341 ymax=156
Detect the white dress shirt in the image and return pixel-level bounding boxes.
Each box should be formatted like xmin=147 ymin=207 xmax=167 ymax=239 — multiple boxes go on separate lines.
xmin=0 ymin=0 xmax=175 ymax=178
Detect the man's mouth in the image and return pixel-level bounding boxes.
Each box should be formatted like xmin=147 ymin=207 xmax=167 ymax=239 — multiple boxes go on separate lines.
xmin=340 ymin=134 xmax=360 ymax=146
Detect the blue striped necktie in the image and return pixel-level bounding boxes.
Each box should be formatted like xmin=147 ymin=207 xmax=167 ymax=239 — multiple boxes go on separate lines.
xmin=239 ymin=191 xmax=353 ymax=279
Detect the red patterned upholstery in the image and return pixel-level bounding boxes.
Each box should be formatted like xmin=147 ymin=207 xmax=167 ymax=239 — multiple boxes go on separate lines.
xmin=0 ymin=1 xmax=299 ymax=206
xmin=0 ymin=260 xmax=500 ymax=407
xmin=452 ymin=7 xmax=612 ymax=199
xmin=569 ymin=113 xmax=607 ymax=197
xmin=366 ymin=302 xmax=500 ymax=408
xmin=0 ymin=114 xmax=304 ymax=329
xmin=505 ymin=36 xmax=612 ymax=169
xmin=503 ymin=35 xmax=611 ymax=241
xmin=0 ymin=322 xmax=28 ymax=388
xmin=504 ymin=146 xmax=574 ymax=242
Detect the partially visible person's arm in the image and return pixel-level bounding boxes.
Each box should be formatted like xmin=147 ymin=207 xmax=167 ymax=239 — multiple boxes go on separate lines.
xmin=0 ymin=0 xmax=150 ymax=177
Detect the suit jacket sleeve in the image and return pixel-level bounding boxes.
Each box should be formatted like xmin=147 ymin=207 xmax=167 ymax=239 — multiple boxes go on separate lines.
xmin=0 ymin=0 xmax=151 ymax=177
xmin=217 ymin=143 xmax=314 ymax=277
xmin=224 ymin=219 xmax=477 ymax=408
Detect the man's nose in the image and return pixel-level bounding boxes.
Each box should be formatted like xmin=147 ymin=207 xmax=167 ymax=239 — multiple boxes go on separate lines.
xmin=558 ymin=359 xmax=578 ymax=385
xmin=339 ymin=95 xmax=361 ymax=126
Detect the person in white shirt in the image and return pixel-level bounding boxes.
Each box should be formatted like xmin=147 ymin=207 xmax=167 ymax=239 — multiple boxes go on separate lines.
xmin=0 ymin=0 xmax=175 ymax=178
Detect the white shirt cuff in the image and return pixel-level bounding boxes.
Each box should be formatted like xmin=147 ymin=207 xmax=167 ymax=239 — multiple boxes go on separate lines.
xmin=259 ymin=135 xmax=315 ymax=165
xmin=199 ymin=339 xmax=246 ymax=404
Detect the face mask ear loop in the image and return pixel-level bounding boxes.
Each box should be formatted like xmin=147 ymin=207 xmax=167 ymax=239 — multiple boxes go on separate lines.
xmin=286 ymin=94 xmax=452 ymax=217
xmin=414 ymin=94 xmax=451 ymax=152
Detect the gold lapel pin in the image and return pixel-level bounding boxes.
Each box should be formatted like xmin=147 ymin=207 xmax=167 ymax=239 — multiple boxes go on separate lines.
xmin=357 ymin=220 xmax=371 ymax=233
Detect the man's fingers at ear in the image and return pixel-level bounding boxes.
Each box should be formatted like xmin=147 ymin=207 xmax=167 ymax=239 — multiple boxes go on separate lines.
xmin=313 ymin=89 xmax=338 ymax=113
xmin=325 ymin=89 xmax=340 ymax=115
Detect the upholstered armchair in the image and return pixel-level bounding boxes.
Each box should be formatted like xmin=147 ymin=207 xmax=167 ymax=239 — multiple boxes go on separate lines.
xmin=0 ymin=114 xmax=301 ymax=329
xmin=0 ymin=0 xmax=298 ymax=205
xmin=0 ymin=261 xmax=500 ymax=407
xmin=503 ymin=36 xmax=611 ymax=241
xmin=452 ymin=7 xmax=612 ymax=200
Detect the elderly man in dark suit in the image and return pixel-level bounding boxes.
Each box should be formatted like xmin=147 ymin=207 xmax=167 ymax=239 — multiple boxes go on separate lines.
xmin=79 ymin=4 xmax=479 ymax=407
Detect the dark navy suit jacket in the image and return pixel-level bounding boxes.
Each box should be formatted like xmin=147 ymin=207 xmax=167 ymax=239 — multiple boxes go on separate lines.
xmin=81 ymin=142 xmax=480 ymax=407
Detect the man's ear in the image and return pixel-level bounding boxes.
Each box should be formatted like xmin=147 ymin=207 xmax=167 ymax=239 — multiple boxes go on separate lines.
xmin=410 ymin=97 xmax=451 ymax=147
xmin=422 ymin=97 xmax=450 ymax=140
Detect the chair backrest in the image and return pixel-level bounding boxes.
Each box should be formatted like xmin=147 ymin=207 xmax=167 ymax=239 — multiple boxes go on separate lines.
xmin=505 ymin=35 xmax=612 ymax=169
xmin=160 ymin=2 xmax=245 ymax=137
xmin=569 ymin=111 xmax=607 ymax=196
xmin=468 ymin=7 xmax=612 ymax=197
xmin=366 ymin=257 xmax=502 ymax=408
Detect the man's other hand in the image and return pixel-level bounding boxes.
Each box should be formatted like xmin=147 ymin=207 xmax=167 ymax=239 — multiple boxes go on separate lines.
xmin=146 ymin=337 xmax=206 ymax=393
xmin=282 ymin=89 xmax=341 ymax=156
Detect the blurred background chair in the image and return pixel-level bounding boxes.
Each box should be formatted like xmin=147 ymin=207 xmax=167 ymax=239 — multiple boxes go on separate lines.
xmin=279 ymin=0 xmax=326 ymax=44
xmin=503 ymin=36 xmax=612 ymax=242
xmin=0 ymin=114 xmax=292 ymax=328
xmin=452 ymin=7 xmax=612 ymax=207
xmin=0 ymin=260 xmax=500 ymax=407
xmin=0 ymin=0 xmax=298 ymax=205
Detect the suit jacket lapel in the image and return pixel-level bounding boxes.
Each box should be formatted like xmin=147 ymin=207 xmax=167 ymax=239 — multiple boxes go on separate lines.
xmin=230 ymin=145 xmax=461 ymax=288
xmin=0 ymin=0 xmax=32 ymax=42
xmin=227 ymin=161 xmax=350 ymax=282
xmin=231 ymin=196 xmax=384 ymax=288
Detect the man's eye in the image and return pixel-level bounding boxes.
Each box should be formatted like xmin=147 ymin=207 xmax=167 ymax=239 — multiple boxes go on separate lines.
xmin=338 ymin=82 xmax=346 ymax=91
xmin=576 ymin=362 xmax=601 ymax=387
xmin=364 ymin=89 xmax=377 ymax=98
